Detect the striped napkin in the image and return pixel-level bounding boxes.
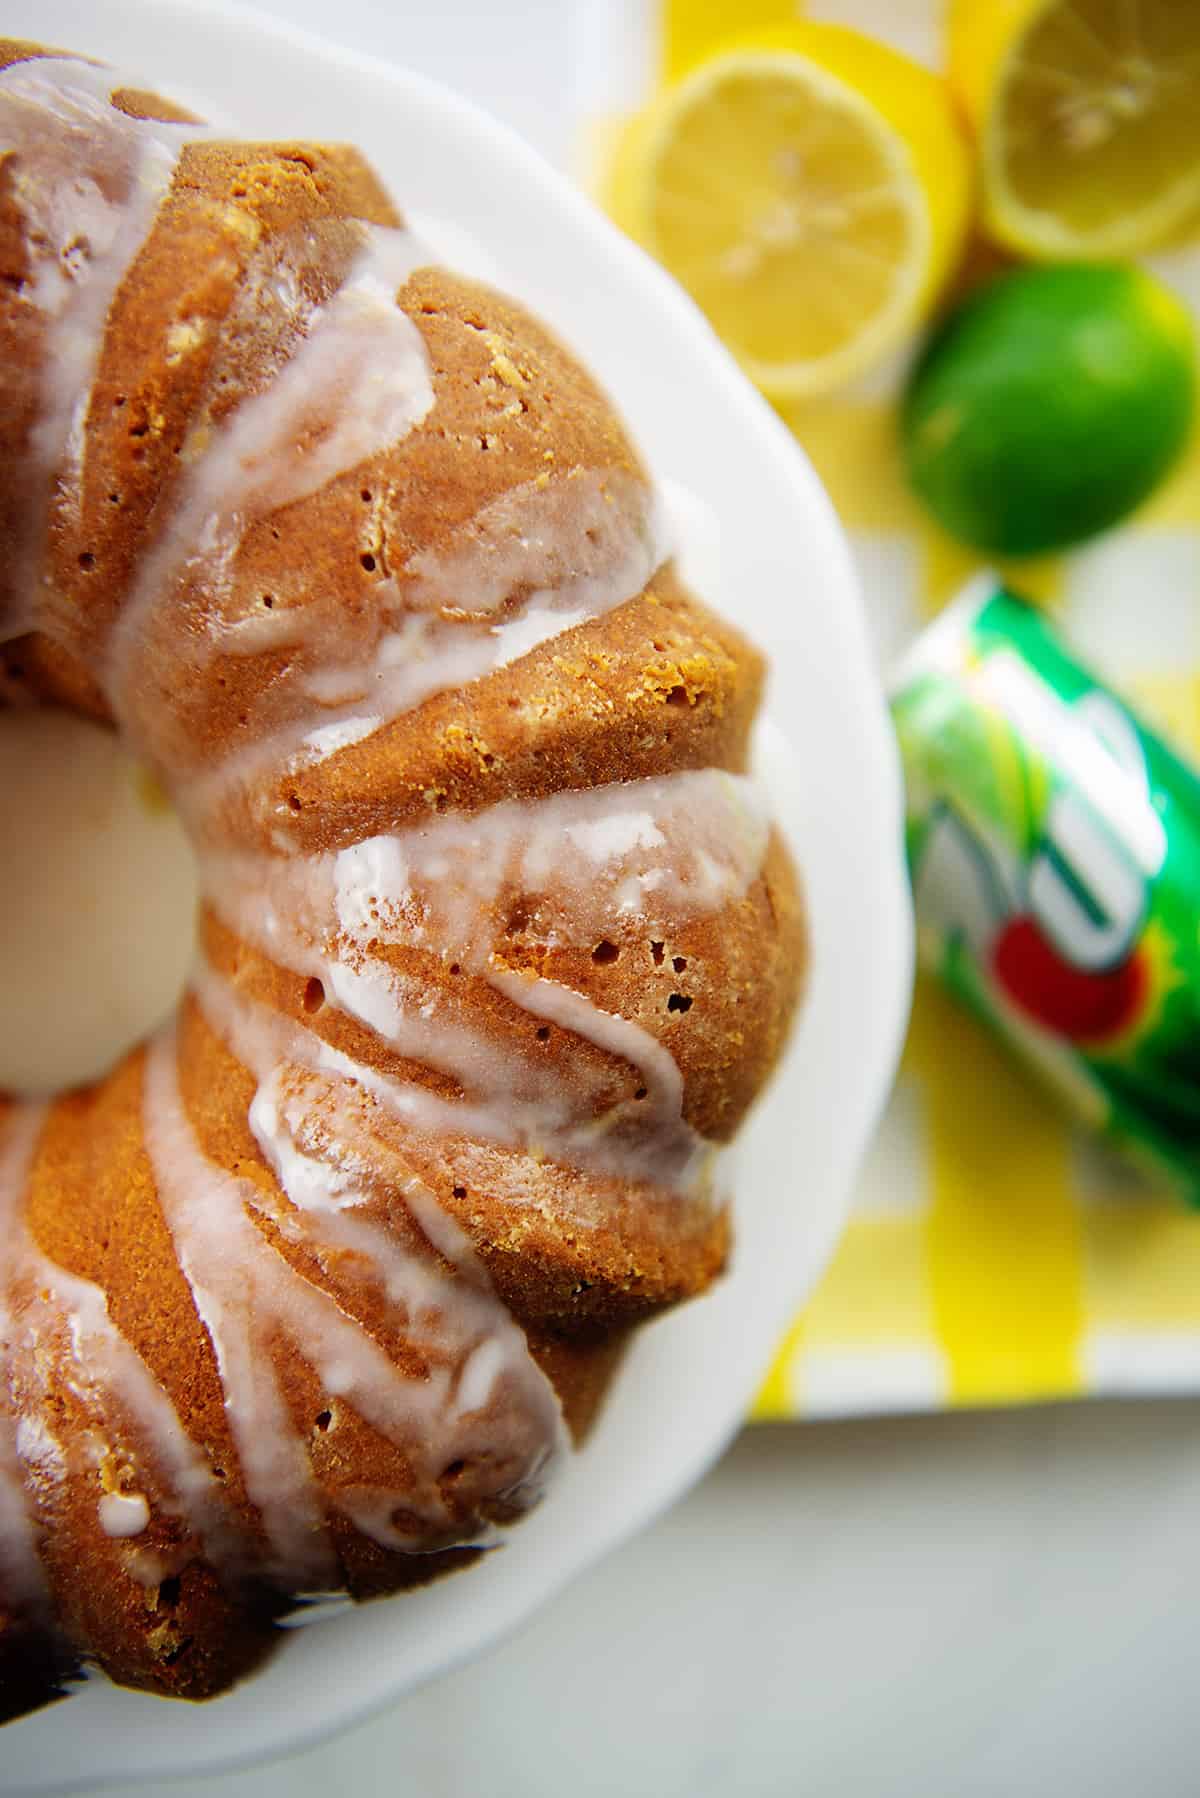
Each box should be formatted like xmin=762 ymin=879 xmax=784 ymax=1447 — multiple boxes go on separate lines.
xmin=577 ymin=0 xmax=1200 ymax=1418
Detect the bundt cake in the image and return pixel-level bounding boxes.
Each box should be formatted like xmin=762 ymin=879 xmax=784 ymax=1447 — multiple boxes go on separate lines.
xmin=0 ymin=41 xmax=806 ymax=1719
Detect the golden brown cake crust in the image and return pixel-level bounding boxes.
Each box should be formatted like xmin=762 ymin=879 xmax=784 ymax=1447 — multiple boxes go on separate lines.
xmin=0 ymin=41 xmax=807 ymax=1715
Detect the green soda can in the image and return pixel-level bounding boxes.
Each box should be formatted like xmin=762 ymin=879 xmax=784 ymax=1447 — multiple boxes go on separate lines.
xmin=891 ymin=575 xmax=1200 ymax=1200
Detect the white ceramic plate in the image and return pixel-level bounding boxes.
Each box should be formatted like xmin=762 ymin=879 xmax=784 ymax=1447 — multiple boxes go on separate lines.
xmin=0 ymin=1 xmax=913 ymax=1787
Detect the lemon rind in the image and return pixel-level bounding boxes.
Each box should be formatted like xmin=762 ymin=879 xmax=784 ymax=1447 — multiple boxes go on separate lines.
xmin=636 ymin=49 xmax=935 ymax=400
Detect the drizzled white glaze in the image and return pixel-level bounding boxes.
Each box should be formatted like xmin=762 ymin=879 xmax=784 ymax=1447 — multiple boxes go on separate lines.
xmin=194 ymin=958 xmax=609 ymax=1191
xmin=0 ymin=57 xmax=201 ymax=638
xmin=0 ymin=1102 xmax=244 ymax=1582
xmin=180 ymin=466 xmax=668 ymax=834
xmin=143 ymin=1031 xmax=563 ymax=1579
xmin=487 ymin=967 xmax=689 ymax=1148
xmin=98 ymin=1491 xmax=150 ymax=1538
xmin=198 ymin=769 xmax=767 ymax=1192
xmin=215 ymin=769 xmax=767 ymax=965
xmin=299 ymin=468 xmax=665 ymax=714
xmin=0 ymin=53 xmax=777 ymax=1642
xmin=105 ymin=222 xmax=437 ymax=739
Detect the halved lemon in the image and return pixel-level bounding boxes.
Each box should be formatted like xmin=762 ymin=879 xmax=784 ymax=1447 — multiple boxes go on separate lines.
xmin=606 ymin=26 xmax=971 ymax=400
xmin=950 ymin=0 xmax=1200 ymax=260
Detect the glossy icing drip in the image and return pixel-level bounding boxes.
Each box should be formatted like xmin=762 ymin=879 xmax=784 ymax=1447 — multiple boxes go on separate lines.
xmin=105 ymin=221 xmax=438 ymax=755
xmin=0 ymin=1103 xmax=245 ymax=1586
xmin=180 ymin=466 xmax=667 ymax=837
xmin=0 ymin=56 xmax=200 ymax=639
xmin=198 ymin=770 xmax=768 ymax=1193
xmin=324 ymin=769 xmax=768 ymax=950
xmin=143 ymin=1031 xmax=563 ymax=1580
xmin=98 ymin=1491 xmax=151 ymax=1539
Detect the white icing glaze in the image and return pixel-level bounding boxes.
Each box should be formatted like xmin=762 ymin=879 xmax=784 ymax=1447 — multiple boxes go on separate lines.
xmin=0 ymin=57 xmax=201 ymax=641
xmin=212 ymin=769 xmax=766 ymax=970
xmin=98 ymin=1490 xmax=150 ymax=1538
xmin=194 ymin=959 xmax=559 ymax=1172
xmin=276 ymin=482 xmax=664 ymax=723
xmin=105 ymin=221 xmax=437 ymax=742
xmin=402 ymin=468 xmax=668 ymax=618
xmin=143 ymin=1029 xmax=562 ymax=1582
xmin=0 ymin=1101 xmax=244 ymax=1587
xmin=329 ymin=768 xmax=766 ymax=950
xmin=196 ymin=770 xmax=766 ymax=1194
xmin=141 ymin=1036 xmax=338 ymax=1587
xmin=486 ymin=967 xmax=690 ymax=1149
xmin=197 ymin=949 xmax=701 ymax=1212
xmin=179 ymin=466 xmax=668 ymax=835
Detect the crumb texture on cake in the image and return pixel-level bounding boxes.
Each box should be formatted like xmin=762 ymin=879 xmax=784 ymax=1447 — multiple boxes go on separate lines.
xmin=0 ymin=44 xmax=806 ymax=1718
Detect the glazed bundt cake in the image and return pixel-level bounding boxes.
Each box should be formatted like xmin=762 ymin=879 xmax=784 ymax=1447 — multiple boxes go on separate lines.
xmin=0 ymin=42 xmax=805 ymax=1718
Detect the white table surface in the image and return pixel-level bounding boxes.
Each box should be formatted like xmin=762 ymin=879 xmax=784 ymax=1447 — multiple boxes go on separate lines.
xmin=44 ymin=4 xmax=1200 ymax=1792
xmin=62 ymin=1403 xmax=1200 ymax=1798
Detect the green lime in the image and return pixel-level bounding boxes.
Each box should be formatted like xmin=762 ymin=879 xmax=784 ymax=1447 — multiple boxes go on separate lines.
xmin=902 ymin=264 xmax=1196 ymax=557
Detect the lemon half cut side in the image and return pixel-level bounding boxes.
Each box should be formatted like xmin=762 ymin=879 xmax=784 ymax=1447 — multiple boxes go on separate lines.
xmin=609 ymin=29 xmax=971 ymax=400
xmin=951 ymin=0 xmax=1200 ymax=260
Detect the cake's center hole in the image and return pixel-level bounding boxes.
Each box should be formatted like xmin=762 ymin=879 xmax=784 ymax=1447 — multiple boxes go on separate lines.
xmin=0 ymin=710 xmax=197 ymax=1093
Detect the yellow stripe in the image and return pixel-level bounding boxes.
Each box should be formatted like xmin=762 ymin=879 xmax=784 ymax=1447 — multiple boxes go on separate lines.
xmin=803 ymin=1207 xmax=935 ymax=1347
xmin=1126 ymin=671 xmax=1200 ymax=760
xmin=754 ymin=1078 xmax=935 ymax=1416
xmin=761 ymin=119 xmax=1196 ymax=1414
xmin=1082 ymin=1189 xmax=1200 ymax=1329
xmin=779 ymin=390 xmax=1078 ymax=1409
xmin=784 ymin=400 xmax=915 ymax=531
xmin=661 ymin=0 xmax=801 ymax=81
xmin=751 ymin=1309 xmax=807 ymax=1419
xmin=907 ymin=979 xmax=1085 ymax=1403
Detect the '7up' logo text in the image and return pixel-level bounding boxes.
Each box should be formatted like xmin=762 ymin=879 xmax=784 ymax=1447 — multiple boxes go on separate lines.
xmin=915 ymin=651 xmax=1166 ymax=1047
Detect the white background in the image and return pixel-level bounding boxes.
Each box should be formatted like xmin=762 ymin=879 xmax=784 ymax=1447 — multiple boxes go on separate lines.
xmin=54 ymin=3 xmax=1200 ymax=1793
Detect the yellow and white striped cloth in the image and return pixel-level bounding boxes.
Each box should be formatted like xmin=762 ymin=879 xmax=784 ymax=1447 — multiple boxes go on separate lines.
xmin=583 ymin=0 xmax=1200 ymax=1418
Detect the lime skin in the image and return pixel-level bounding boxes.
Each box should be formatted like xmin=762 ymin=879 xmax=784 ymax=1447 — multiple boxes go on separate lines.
xmin=902 ymin=264 xmax=1196 ymax=557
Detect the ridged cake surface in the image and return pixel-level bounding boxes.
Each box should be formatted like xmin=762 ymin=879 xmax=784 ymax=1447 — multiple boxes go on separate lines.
xmin=0 ymin=42 xmax=805 ymax=1717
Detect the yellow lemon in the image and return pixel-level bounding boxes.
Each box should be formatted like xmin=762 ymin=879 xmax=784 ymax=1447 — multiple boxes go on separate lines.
xmin=950 ymin=0 xmax=1200 ymax=260
xmin=606 ymin=25 xmax=971 ymax=400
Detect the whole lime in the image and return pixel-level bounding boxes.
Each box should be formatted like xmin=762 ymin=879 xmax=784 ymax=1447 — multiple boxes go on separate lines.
xmin=902 ymin=265 xmax=1196 ymax=557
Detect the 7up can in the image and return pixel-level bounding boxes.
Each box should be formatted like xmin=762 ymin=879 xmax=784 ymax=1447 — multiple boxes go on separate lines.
xmin=892 ymin=576 xmax=1200 ymax=1200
